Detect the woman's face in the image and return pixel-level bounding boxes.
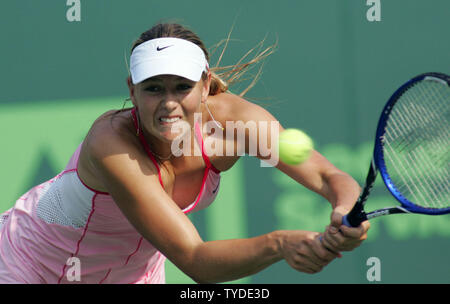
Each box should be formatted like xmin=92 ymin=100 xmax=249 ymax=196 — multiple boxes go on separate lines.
xmin=129 ymin=73 xmax=210 ymax=143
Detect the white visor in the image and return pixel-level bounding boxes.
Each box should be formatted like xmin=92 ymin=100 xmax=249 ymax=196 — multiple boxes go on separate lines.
xmin=130 ymin=37 xmax=209 ymax=84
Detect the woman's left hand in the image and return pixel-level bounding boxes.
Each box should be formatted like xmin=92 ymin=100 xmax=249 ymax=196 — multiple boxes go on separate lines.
xmin=321 ymin=206 xmax=370 ymax=252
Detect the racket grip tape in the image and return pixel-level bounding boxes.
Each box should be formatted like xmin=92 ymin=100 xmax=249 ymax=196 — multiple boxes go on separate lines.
xmin=342 ymin=203 xmax=367 ymax=227
xmin=341 ymin=215 xmax=352 ymax=227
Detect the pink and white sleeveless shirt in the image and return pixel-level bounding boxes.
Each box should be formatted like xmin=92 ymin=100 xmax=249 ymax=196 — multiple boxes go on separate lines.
xmin=0 ymin=108 xmax=221 ymax=283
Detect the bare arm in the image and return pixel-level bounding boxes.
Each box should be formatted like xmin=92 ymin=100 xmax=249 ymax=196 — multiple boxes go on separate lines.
xmin=225 ymin=93 xmax=369 ymax=252
xmin=276 ymin=151 xmax=370 ymax=251
xmin=86 ymin=126 xmax=336 ymax=283
xmin=223 ymin=92 xmax=361 ymax=209
xmin=275 ymin=150 xmax=361 ymax=211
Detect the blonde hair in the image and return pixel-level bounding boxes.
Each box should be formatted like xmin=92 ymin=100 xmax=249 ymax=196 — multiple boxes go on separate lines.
xmin=130 ymin=22 xmax=276 ymax=97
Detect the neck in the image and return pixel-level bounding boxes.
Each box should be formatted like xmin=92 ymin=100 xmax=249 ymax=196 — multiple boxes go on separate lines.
xmin=143 ymin=128 xmax=189 ymax=161
xmin=142 ymin=120 xmax=201 ymax=162
xmin=131 ymin=105 xmax=208 ymax=162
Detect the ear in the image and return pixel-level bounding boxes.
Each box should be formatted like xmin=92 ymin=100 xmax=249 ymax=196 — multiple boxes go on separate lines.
xmin=126 ymin=76 xmax=137 ymax=107
xmin=201 ymin=71 xmax=212 ymax=103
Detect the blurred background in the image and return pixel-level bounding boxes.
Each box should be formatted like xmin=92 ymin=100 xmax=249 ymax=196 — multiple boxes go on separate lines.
xmin=0 ymin=0 xmax=448 ymax=283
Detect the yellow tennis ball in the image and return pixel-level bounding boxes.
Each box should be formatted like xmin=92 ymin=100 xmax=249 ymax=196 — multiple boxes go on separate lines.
xmin=278 ymin=129 xmax=314 ymax=165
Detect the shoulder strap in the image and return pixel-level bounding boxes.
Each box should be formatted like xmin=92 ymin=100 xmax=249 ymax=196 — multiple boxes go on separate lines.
xmin=194 ymin=122 xmax=221 ymax=174
xmin=130 ymin=107 xmax=165 ymax=189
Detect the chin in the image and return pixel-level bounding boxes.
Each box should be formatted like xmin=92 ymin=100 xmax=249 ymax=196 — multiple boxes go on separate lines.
xmin=161 ymin=129 xmax=189 ymax=142
xmin=165 ymin=121 xmax=191 ymax=135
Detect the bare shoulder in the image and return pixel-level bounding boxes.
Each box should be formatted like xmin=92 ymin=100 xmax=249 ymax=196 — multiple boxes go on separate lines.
xmin=78 ymin=109 xmax=157 ymax=193
xmin=205 ymin=93 xmax=282 ymax=167
xmin=208 ymin=92 xmax=254 ymax=119
xmin=86 ymin=109 xmax=156 ymax=171
xmin=78 ymin=111 xmax=204 ymax=270
xmin=84 ymin=110 xmax=138 ymax=157
xmin=209 ymin=92 xmax=279 ymax=125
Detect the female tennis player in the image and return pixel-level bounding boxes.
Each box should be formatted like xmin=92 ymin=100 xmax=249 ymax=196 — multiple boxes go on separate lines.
xmin=0 ymin=23 xmax=369 ymax=283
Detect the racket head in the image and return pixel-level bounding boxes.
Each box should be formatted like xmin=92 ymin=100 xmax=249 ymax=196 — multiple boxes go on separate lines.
xmin=374 ymin=72 xmax=450 ymax=215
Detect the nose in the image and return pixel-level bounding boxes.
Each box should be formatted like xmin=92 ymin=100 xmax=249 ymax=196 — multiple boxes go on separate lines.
xmin=160 ymin=91 xmax=180 ymax=111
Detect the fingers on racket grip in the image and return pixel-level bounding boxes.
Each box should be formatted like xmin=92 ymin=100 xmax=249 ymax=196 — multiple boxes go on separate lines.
xmin=341 ymin=214 xmax=352 ymax=227
xmin=342 ymin=212 xmax=367 ymax=227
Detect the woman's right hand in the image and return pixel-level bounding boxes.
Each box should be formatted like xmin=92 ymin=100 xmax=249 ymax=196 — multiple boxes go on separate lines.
xmin=277 ymin=230 xmax=340 ymax=274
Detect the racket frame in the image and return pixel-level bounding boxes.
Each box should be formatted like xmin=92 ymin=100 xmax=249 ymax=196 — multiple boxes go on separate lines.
xmin=344 ymin=72 xmax=450 ymax=227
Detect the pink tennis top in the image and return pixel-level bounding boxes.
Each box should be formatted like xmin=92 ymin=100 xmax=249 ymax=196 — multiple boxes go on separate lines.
xmin=0 ymin=108 xmax=221 ymax=283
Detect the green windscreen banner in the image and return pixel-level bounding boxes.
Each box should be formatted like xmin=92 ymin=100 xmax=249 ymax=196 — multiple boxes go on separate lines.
xmin=1 ymin=0 xmax=448 ymax=283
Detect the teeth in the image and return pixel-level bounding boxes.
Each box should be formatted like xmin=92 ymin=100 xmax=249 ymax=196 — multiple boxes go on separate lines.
xmin=160 ymin=117 xmax=180 ymax=123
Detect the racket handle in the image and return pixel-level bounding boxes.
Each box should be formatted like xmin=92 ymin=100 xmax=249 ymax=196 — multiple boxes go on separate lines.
xmin=341 ymin=202 xmax=368 ymax=227
xmin=341 ymin=214 xmax=352 ymax=227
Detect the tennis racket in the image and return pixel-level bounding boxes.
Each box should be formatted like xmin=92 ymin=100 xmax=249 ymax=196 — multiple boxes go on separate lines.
xmin=342 ymin=72 xmax=450 ymax=227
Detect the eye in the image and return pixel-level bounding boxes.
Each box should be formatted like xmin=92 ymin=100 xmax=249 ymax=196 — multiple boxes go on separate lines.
xmin=177 ymin=83 xmax=193 ymax=91
xmin=144 ymin=85 xmax=162 ymax=93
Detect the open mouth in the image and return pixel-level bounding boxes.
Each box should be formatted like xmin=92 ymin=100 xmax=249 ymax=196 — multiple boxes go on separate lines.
xmin=159 ymin=116 xmax=182 ymax=124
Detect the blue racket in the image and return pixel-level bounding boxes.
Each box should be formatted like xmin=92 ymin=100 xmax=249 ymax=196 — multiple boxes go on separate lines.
xmin=342 ymin=72 xmax=450 ymax=227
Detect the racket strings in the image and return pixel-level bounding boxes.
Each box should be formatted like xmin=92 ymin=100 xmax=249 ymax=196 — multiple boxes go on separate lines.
xmin=399 ymin=83 xmax=450 ymax=206
xmin=392 ymin=83 xmax=449 ymax=206
xmin=416 ymin=83 xmax=450 ymax=155
xmin=398 ymin=100 xmax=450 ymax=194
xmin=384 ymin=128 xmax=442 ymax=208
xmin=385 ymin=103 xmax=446 ymax=207
xmin=411 ymin=83 xmax=450 ymax=151
xmin=382 ymin=79 xmax=449 ymax=209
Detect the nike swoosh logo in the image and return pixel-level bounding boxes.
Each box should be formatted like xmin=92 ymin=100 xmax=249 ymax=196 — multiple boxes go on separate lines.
xmin=156 ymin=45 xmax=173 ymax=51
